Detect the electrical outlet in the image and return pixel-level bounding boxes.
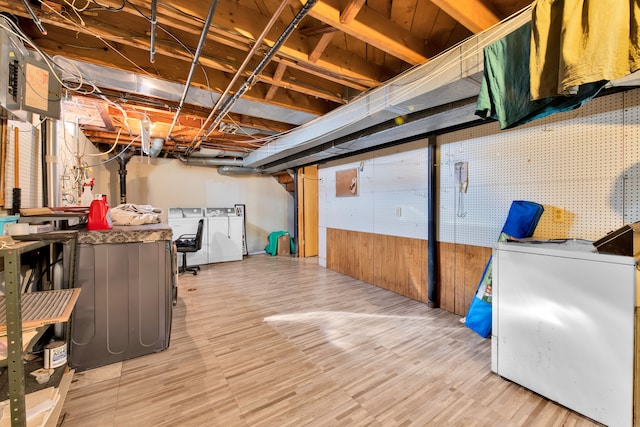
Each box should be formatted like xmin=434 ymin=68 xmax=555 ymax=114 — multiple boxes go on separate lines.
xmin=396 ymin=207 xmax=402 ymax=217
xmin=552 ymin=207 xmax=565 ymax=223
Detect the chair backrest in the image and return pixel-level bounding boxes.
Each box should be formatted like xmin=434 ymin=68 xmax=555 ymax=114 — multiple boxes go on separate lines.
xmin=194 ymin=218 xmax=204 ymax=251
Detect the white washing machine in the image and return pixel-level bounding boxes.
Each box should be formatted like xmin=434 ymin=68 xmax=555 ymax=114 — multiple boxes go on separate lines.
xmin=168 ymin=208 xmax=208 ymax=267
xmin=205 ymin=207 xmax=243 ymax=263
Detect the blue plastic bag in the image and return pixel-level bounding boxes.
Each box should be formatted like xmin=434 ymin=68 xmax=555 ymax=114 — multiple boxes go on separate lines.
xmin=464 ymin=201 xmax=544 ymax=337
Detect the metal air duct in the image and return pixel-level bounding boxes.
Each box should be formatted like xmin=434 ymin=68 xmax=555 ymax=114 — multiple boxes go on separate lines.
xmin=177 ymin=155 xmax=244 ymax=167
xmin=145 ymin=137 xmax=164 ymax=158
xmin=244 ymin=9 xmax=532 ymax=169
xmin=217 ymin=166 xmax=262 ymax=175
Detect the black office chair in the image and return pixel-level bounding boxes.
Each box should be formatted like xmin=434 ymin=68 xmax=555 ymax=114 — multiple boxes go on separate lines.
xmin=175 ymin=218 xmax=204 ymax=275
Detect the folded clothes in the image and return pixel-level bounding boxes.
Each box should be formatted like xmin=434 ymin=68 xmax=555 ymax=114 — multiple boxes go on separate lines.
xmin=111 ymin=203 xmax=163 ymax=225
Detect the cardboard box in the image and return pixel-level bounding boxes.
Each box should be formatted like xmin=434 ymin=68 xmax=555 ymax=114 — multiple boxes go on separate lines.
xmin=277 ymin=234 xmax=290 ymax=256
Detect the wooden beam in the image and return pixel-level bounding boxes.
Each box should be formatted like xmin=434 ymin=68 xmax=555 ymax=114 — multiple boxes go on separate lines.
xmin=340 ymin=0 xmax=366 ymax=24
xmin=309 ymin=33 xmax=334 ymax=63
xmin=27 ymin=29 xmax=334 ymax=117
xmin=0 ymin=0 xmax=385 ymax=92
xmin=257 ymin=75 xmax=345 ymax=104
xmin=136 ymin=0 xmax=387 ymax=85
xmin=299 ymin=24 xmax=339 ymax=37
xmin=430 ymin=0 xmax=501 ymax=33
xmin=265 ymin=62 xmax=288 ymax=102
xmin=306 ymin=0 xmax=428 ymax=65
xmin=276 ymin=57 xmax=371 ymax=91
xmin=96 ymin=102 xmax=115 ymax=131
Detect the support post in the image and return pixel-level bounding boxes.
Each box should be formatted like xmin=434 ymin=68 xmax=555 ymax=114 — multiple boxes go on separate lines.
xmin=427 ymin=135 xmax=438 ymax=307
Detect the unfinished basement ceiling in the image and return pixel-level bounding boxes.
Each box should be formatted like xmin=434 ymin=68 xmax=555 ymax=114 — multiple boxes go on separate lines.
xmin=0 ymin=0 xmax=533 ymax=167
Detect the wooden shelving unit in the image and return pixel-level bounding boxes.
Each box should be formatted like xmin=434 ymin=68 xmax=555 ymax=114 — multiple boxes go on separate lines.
xmin=0 ymin=235 xmax=78 ymax=427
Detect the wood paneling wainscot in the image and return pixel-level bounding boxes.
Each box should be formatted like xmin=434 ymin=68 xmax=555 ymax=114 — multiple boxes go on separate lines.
xmin=326 ymin=228 xmax=375 ymax=284
xmin=438 ymin=243 xmax=493 ymax=316
xmin=372 ymin=234 xmax=428 ymax=302
xmin=327 ymin=228 xmax=491 ymax=316
xmin=437 ymin=242 xmax=456 ymax=313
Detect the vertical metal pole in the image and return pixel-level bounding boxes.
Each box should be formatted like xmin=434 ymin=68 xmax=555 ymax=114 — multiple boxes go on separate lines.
xmin=150 ymin=0 xmax=158 ymax=63
xmin=427 ymin=135 xmax=438 ymax=307
xmin=47 ymin=118 xmax=59 ymax=207
xmin=40 ymin=116 xmax=48 ymax=206
xmin=5 ymin=247 xmax=26 ymax=426
xmin=0 ymin=120 xmax=6 ymax=207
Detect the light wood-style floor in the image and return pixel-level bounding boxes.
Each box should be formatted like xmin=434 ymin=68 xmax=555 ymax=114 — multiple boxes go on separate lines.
xmin=60 ymin=255 xmax=601 ymax=427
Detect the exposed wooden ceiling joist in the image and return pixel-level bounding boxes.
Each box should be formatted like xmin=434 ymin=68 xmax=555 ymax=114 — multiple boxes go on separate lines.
xmin=431 ymin=0 xmax=501 ymax=33
xmin=0 ymin=0 xmax=532 ymax=161
xmin=306 ymin=0 xmax=429 ymax=65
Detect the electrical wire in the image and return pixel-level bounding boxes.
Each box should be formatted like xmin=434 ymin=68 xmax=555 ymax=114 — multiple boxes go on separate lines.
xmin=87 ymin=0 xmax=126 ymax=12
xmin=11 ymin=0 xmax=532 ymax=159
xmin=0 ymin=6 xmax=142 ymax=163
xmin=85 ymin=135 xmax=139 ymax=167
xmin=124 ymin=0 xmax=219 ymax=106
xmin=188 ymin=5 xmax=533 ymax=153
xmin=81 ymin=127 xmax=123 ymax=156
xmin=0 ymin=18 xmax=89 ymax=93
xmin=38 ymin=1 xmax=153 ymax=77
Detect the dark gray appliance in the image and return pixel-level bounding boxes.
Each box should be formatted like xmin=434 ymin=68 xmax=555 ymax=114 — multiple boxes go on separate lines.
xmin=69 ymin=228 xmax=174 ymax=371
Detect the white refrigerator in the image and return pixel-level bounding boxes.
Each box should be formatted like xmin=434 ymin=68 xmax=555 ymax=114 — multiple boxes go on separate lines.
xmin=492 ymin=240 xmax=639 ymax=427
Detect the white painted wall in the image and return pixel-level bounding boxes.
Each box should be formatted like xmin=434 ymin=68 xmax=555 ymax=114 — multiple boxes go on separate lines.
xmin=318 ymin=140 xmax=429 ymax=266
xmin=57 ymin=119 xmax=111 ymax=206
xmin=104 ymin=157 xmax=294 ymax=254
xmin=17 ymin=121 xmax=295 ymax=255
xmin=15 ymin=87 xmax=640 ymax=261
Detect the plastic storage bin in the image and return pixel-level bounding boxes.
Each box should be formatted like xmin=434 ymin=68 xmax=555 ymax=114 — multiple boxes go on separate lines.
xmin=0 ymin=215 xmax=19 ymax=235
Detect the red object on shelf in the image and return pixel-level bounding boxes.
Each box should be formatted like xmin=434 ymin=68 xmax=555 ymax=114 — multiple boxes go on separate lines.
xmin=87 ymin=195 xmax=113 ymax=230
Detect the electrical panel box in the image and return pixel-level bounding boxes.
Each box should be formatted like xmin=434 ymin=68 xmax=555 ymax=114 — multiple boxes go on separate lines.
xmin=0 ymin=17 xmax=25 ymax=114
xmin=16 ymin=54 xmax=61 ymax=118
xmin=0 ymin=17 xmax=61 ymax=119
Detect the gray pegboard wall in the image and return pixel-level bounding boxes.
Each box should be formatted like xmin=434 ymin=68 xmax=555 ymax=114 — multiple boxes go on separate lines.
xmin=319 ymin=88 xmax=640 ymax=253
xmin=622 ymin=89 xmax=640 ymax=224
xmin=440 ymin=91 xmax=630 ymax=246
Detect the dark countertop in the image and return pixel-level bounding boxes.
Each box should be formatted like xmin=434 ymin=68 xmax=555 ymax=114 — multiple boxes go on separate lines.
xmin=77 ymin=223 xmax=173 ymax=244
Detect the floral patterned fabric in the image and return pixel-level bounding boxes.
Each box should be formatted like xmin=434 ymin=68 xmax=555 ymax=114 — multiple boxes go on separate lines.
xmin=77 ymin=223 xmax=172 ymax=244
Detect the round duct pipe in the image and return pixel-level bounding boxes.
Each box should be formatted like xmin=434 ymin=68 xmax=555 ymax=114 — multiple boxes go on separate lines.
xmin=190 ymin=148 xmax=225 ymax=157
xmin=145 ymin=137 xmax=165 ymax=157
xmin=177 ymin=155 xmax=244 ymax=167
xmin=217 ymin=166 xmax=262 ymax=175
